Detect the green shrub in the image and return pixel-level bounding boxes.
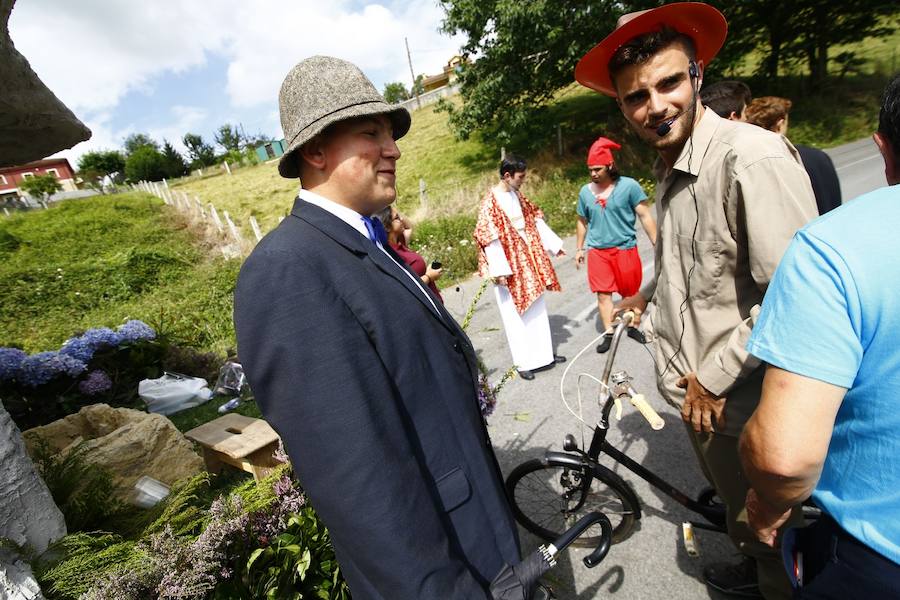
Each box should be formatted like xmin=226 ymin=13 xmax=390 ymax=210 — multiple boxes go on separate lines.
xmin=29 ymin=437 xmax=130 ymax=533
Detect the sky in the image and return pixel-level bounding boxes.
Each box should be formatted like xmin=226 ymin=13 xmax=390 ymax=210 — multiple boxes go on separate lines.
xmin=9 ymin=0 xmax=466 ymax=166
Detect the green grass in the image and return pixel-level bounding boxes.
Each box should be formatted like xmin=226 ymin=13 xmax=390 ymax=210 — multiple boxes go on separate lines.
xmin=0 ymin=193 xmax=238 ymax=354
xmin=3 ymin=42 xmax=892 ymax=354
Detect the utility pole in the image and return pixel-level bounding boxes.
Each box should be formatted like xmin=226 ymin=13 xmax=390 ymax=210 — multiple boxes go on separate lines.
xmin=405 ymin=37 xmax=421 ymax=110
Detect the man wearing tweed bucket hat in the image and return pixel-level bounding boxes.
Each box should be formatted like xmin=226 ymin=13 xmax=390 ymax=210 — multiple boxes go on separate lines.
xmin=234 ymin=56 xmax=521 ymax=598
xmin=576 ymin=3 xmax=817 ymax=598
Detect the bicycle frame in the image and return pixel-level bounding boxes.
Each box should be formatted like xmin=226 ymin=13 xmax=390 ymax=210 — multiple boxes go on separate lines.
xmin=565 ymin=315 xmax=727 ymax=531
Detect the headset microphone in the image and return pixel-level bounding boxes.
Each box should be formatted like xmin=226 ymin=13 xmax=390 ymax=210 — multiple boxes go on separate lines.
xmin=656 ymin=119 xmax=675 ymax=137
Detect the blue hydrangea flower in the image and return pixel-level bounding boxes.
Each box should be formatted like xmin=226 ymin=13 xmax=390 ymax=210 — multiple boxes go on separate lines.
xmin=78 ymin=370 xmax=113 ymax=396
xmin=60 ymin=327 xmax=123 ymax=363
xmin=0 ymin=348 xmax=27 ymax=382
xmin=117 ymin=320 xmax=156 ymax=343
xmin=59 ymin=336 xmax=96 ymax=363
xmin=18 ymin=351 xmax=87 ymax=387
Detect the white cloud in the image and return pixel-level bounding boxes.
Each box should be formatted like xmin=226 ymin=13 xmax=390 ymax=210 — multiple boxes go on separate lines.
xmin=8 ymin=0 xmax=464 ymax=162
xmin=221 ymin=1 xmax=463 ymax=107
xmin=9 ymin=1 xmax=232 ymax=113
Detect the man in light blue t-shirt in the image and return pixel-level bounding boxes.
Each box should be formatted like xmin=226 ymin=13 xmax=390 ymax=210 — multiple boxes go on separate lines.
xmin=740 ymin=73 xmax=900 ymax=598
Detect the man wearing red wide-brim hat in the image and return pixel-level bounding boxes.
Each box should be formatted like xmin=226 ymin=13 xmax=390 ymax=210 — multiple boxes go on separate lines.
xmin=575 ymin=3 xmax=817 ymax=598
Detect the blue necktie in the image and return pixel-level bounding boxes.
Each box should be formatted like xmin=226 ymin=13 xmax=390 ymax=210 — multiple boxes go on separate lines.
xmin=362 ymin=216 xmax=388 ymax=246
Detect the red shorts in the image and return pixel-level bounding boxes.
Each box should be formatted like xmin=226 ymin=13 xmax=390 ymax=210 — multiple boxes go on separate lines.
xmin=587 ymin=246 xmax=642 ymax=296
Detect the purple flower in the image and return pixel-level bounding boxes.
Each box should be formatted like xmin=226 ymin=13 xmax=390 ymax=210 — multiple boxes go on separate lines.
xmin=0 ymin=348 xmax=27 ymax=382
xmin=477 ymin=375 xmax=496 ymax=418
xmin=117 ymin=320 xmax=156 ymax=343
xmin=18 ymin=351 xmax=87 ymax=387
xmin=79 ymin=370 xmax=113 ymax=396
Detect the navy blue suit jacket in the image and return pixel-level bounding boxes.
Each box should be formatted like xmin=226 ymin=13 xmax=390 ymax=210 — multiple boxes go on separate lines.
xmin=234 ymin=198 xmax=520 ymax=599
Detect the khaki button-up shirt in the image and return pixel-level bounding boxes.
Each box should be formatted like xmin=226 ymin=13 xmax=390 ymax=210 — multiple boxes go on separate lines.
xmin=643 ymin=108 xmax=817 ymax=436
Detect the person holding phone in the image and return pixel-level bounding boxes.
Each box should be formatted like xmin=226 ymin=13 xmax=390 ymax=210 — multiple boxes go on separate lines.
xmin=377 ymin=204 xmax=443 ymax=302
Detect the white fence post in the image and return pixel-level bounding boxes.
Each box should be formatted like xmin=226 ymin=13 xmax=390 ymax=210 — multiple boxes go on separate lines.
xmin=222 ymin=210 xmax=243 ymax=244
xmin=3 ymin=207 xmax=10 ymax=217
xmin=194 ymin=196 xmax=206 ymax=216
xmin=163 ymin=178 xmax=169 ymax=189
xmin=249 ymin=216 xmax=263 ymax=242
xmin=419 ymin=178 xmax=428 ymax=213
xmin=209 ymin=204 xmax=224 ymax=232
xmin=223 ymin=161 xmax=232 ymax=175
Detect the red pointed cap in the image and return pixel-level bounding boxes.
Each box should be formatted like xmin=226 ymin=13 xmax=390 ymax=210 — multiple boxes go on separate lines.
xmin=575 ymin=3 xmax=727 ymax=98
xmin=587 ymin=136 xmax=621 ymax=167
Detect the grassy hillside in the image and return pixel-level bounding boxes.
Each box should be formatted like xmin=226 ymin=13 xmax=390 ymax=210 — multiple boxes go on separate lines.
xmin=164 ymin=69 xmax=889 ymax=281
xmin=0 ymin=194 xmax=238 ymax=354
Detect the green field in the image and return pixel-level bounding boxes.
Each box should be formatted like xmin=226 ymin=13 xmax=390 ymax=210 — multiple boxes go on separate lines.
xmin=2 ymin=63 xmax=893 ymax=352
xmin=0 ymin=194 xmax=238 ymax=354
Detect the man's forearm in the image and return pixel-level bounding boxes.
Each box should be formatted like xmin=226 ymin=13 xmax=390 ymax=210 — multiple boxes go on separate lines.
xmin=739 ymin=367 xmax=844 ymax=511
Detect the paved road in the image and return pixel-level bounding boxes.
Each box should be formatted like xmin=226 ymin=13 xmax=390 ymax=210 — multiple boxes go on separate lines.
xmin=824 ymin=136 xmax=885 ymax=202
xmin=439 ymin=136 xmax=885 ymax=599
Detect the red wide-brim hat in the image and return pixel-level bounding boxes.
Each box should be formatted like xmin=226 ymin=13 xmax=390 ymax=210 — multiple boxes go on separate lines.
xmin=575 ymin=2 xmax=727 ymax=98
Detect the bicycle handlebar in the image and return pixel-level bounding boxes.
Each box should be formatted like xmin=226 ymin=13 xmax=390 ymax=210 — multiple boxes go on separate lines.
xmin=629 ymin=393 xmax=665 ymax=430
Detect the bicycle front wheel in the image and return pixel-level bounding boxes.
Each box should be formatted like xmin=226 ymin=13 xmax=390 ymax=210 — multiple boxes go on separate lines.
xmin=506 ymin=458 xmax=638 ymax=546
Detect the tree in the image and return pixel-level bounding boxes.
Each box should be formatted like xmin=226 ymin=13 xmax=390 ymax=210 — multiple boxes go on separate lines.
xmin=77 ymin=150 xmax=126 ymax=190
xmin=437 ymin=0 xmax=633 ymax=144
xmin=160 ymin=140 xmax=188 ymax=179
xmin=77 ymin=150 xmax=125 ymax=177
xmin=383 ymin=82 xmax=410 ymax=104
xmin=123 ymin=133 xmax=159 ymax=156
xmin=214 ymin=124 xmax=244 ymax=153
xmin=182 ymin=133 xmax=217 ymax=169
xmin=708 ymin=0 xmax=897 ymax=85
xmin=19 ymin=174 xmax=62 ymax=203
xmin=124 ymin=146 xmax=166 ymax=182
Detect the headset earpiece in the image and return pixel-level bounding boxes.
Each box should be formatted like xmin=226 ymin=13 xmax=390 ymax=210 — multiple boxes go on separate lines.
xmin=688 ymin=61 xmax=699 ymax=79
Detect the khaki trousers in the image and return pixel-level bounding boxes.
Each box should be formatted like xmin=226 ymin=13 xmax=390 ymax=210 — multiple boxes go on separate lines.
xmin=685 ymin=422 xmax=803 ymax=600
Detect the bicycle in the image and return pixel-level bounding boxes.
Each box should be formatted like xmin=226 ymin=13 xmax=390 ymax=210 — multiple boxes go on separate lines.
xmin=505 ymin=311 xmax=729 ymax=549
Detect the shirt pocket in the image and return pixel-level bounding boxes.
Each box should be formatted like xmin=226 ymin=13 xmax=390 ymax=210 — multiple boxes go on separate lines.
xmin=674 ymin=233 xmax=723 ymax=306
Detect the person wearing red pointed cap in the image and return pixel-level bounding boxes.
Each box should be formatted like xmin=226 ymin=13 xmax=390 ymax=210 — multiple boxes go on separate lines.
xmin=575 ymin=3 xmax=817 ymax=598
xmin=575 ymin=136 xmax=656 ymax=353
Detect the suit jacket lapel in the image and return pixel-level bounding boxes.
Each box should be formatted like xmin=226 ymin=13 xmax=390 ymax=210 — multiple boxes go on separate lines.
xmin=291 ymin=198 xmax=454 ymax=333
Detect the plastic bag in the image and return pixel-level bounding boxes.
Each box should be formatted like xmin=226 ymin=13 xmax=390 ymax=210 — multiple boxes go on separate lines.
xmin=138 ymin=372 xmax=212 ymax=415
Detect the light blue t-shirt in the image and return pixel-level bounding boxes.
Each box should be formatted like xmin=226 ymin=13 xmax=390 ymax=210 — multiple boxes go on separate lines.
xmin=747 ymin=184 xmax=900 ymax=565
xmin=576 ymin=176 xmax=647 ymax=249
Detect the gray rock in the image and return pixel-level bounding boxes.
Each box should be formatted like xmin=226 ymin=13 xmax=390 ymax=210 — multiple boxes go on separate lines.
xmin=0 ymin=401 xmax=66 ymax=556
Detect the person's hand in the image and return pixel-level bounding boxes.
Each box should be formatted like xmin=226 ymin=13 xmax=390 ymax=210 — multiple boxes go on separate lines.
xmin=676 ymin=372 xmax=726 ymax=433
xmin=746 ymin=488 xmax=792 ymax=548
xmin=575 ymin=248 xmax=585 ymax=269
xmin=493 ymin=276 xmax=508 ymax=286
xmin=425 ymin=265 xmax=443 ymax=282
xmin=613 ymin=293 xmax=647 ymax=325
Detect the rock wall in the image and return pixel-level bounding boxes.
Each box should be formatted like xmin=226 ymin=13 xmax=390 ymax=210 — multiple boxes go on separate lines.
xmin=0 ymin=400 xmax=66 ymax=554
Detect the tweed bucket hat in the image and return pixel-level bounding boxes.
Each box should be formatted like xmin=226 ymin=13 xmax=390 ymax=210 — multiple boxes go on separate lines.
xmin=277 ymin=56 xmax=411 ymax=178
